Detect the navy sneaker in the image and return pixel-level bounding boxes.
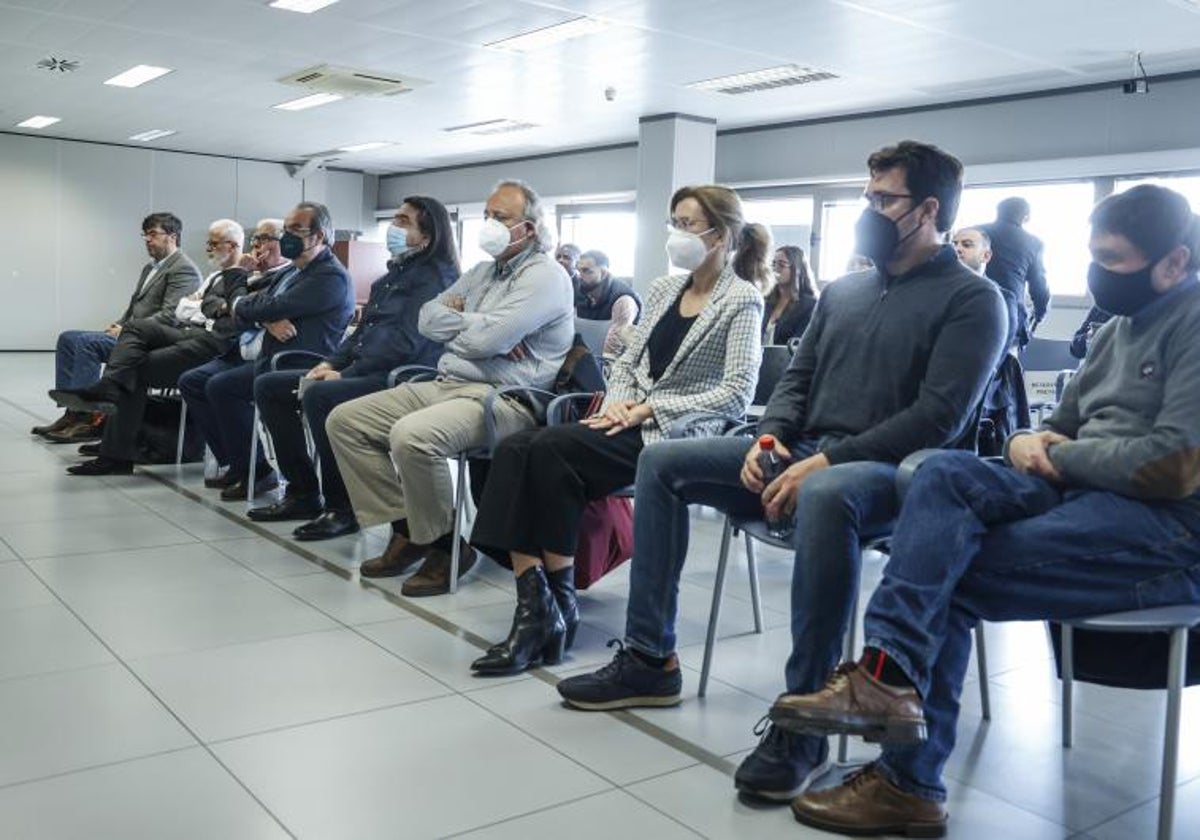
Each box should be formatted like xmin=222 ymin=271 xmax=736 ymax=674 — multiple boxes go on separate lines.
xmin=557 ymin=640 xmax=683 ymax=711
xmin=735 ymin=716 xmax=831 ymax=802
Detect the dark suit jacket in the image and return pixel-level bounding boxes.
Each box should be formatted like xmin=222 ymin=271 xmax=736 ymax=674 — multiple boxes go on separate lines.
xmin=761 ymin=293 xmax=817 ymax=345
xmin=117 ymin=249 xmax=202 ymax=326
xmin=234 ymin=248 xmax=355 ymax=372
xmin=979 ymin=220 xmax=1051 ymax=346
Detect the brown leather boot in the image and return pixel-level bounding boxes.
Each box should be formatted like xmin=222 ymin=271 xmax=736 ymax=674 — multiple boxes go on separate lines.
xmin=401 ymin=542 xmax=476 ymax=597
xmin=769 ymin=661 xmax=926 ymax=744
xmin=791 ymin=763 xmax=947 ymax=837
xmin=360 ymin=533 xmax=430 ymax=578
xmin=32 ymin=409 xmax=80 ymax=437
xmin=43 ymin=414 xmax=104 ymax=444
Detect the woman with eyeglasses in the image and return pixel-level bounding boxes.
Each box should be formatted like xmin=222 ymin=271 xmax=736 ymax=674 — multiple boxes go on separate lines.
xmin=763 ymin=245 xmax=818 ymax=346
xmin=467 ymin=184 xmax=768 ymax=675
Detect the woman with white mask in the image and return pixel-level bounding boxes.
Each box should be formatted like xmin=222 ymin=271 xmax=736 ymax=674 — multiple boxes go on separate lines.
xmin=468 ymin=184 xmax=768 ymax=675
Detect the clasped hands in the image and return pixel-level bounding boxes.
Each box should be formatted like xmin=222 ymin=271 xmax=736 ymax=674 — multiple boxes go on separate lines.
xmin=582 ymin=400 xmax=655 ymax=437
xmin=739 ymin=439 xmax=830 ymax=524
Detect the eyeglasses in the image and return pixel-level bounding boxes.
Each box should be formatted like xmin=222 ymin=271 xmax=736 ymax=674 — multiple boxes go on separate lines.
xmin=284 ymin=226 xmax=313 ymax=237
xmin=251 ymin=234 xmax=281 ymax=244
xmin=862 ymin=191 xmax=914 ymax=212
xmin=771 ymin=259 xmax=791 ymax=269
xmin=668 ymin=217 xmax=712 ymax=234
xmin=141 ymin=229 xmax=169 ymax=240
xmin=205 ymin=239 xmax=231 ymax=249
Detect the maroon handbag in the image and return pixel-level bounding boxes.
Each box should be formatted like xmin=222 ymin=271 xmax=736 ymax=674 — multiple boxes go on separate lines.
xmin=573 ymin=496 xmax=634 ymax=589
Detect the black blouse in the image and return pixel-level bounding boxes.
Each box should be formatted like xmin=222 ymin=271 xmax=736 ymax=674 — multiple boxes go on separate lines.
xmin=646 ymin=289 xmax=698 ymax=381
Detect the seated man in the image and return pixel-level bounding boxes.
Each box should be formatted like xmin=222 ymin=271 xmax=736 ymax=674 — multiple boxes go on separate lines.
xmin=179 ymin=204 xmax=352 ymax=500
xmin=326 ymin=179 xmax=574 ymax=596
xmin=53 ymin=219 xmax=251 ymax=476
xmin=575 ymin=249 xmax=641 ymax=357
xmin=770 ymin=183 xmax=1200 ymax=838
xmin=246 ymin=196 xmax=460 ymax=540
xmin=557 ymin=142 xmax=1007 ymax=805
xmin=35 ymin=212 xmax=200 ymax=443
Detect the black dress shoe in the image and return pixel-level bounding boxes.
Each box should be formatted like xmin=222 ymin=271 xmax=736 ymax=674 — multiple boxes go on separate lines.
xmin=293 ymin=510 xmax=360 ymax=541
xmin=78 ymin=442 xmax=102 ymax=456
xmin=204 ymin=470 xmax=236 ymax=489
xmin=220 ymin=470 xmax=279 ymax=501
xmin=67 ymin=457 xmax=133 ymax=476
xmin=49 ymin=381 xmax=123 ymax=414
xmin=247 ymin=494 xmax=322 ymax=522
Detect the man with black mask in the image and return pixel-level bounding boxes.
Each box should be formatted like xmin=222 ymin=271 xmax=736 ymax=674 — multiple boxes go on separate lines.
xmin=557 ymin=141 xmax=1007 ymax=808
xmin=769 ymin=182 xmax=1200 ymax=839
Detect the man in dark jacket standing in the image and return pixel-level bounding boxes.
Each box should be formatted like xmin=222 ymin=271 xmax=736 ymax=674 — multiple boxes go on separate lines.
xmin=980 ymin=197 xmax=1051 ymax=348
xmin=180 ymin=202 xmax=354 ymax=501
xmin=247 ymin=197 xmax=460 ymax=541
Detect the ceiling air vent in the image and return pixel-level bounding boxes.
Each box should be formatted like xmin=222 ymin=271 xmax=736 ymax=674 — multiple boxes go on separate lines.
xmin=36 ymin=57 xmax=80 ymax=73
xmin=688 ymin=64 xmax=838 ymax=95
xmin=278 ymin=64 xmax=428 ymax=98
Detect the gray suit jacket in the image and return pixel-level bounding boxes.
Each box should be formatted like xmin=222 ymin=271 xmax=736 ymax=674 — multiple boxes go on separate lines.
xmin=117 ymin=249 xmax=201 ymax=325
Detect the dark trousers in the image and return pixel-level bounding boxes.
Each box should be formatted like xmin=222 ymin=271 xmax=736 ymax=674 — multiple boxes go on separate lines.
xmin=254 ymin=371 xmax=388 ymax=510
xmin=98 ymin=319 xmax=228 ymax=462
xmin=179 ymin=357 xmax=261 ymax=475
xmin=471 ymin=423 xmax=643 ymax=560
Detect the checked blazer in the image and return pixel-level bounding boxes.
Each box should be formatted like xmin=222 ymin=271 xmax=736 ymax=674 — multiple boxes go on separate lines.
xmin=603 ymin=263 xmax=763 ymax=443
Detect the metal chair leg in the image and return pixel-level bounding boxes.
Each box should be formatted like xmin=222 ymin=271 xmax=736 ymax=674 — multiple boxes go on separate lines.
xmin=744 ymin=533 xmax=763 ymax=634
xmin=175 ymin=401 xmax=188 ymax=467
xmin=975 ymin=623 xmax=991 ymax=721
xmin=699 ymin=517 xmax=735 ymax=699
xmin=1061 ymin=624 xmax=1074 ymax=748
xmin=247 ymin=407 xmax=260 ymax=502
xmin=1157 ymin=627 xmax=1188 ymax=840
xmin=838 ymin=586 xmax=861 ymax=764
xmin=448 ymin=455 xmax=468 ymax=594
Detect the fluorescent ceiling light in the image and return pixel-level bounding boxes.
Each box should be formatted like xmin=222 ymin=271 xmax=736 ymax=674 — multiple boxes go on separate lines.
xmin=486 ymin=16 xmax=610 ymax=52
xmin=443 ymin=119 xmax=539 ymax=136
xmin=273 ymin=92 xmax=343 ymax=111
xmin=269 ymin=0 xmax=339 ymax=12
xmin=687 ymin=64 xmax=838 ymax=95
xmin=129 ymin=129 xmax=176 ymax=142
xmin=17 ymin=115 xmax=60 ymax=129
xmin=104 ymin=65 xmax=173 ymax=88
xmin=338 ymin=141 xmax=391 ymax=152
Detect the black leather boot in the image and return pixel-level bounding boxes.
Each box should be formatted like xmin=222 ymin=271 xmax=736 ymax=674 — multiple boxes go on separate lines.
xmin=471 ymin=566 xmax=566 ymax=675
xmin=546 ymin=566 xmax=580 ymax=651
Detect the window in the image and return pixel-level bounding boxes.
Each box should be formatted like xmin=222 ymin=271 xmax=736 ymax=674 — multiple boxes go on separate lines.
xmin=818 ymin=198 xmax=867 ymax=282
xmin=742 ymin=197 xmax=814 ymax=260
xmin=459 ymin=216 xmax=491 ymax=269
xmin=557 ymin=206 xmax=636 ymax=277
xmin=1114 ymin=174 xmax=1200 ymax=211
xmin=956 ymin=182 xmax=1095 ymax=297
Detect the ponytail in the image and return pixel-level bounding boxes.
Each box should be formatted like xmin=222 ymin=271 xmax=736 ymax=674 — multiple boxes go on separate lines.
xmin=734 ymin=222 xmax=774 ymax=292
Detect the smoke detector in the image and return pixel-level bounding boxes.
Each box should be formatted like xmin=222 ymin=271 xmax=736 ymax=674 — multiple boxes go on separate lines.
xmin=36 ymin=57 xmax=80 ymax=73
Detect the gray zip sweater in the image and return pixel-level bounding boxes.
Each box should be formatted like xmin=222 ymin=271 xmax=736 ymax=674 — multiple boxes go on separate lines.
xmin=1043 ymin=276 xmax=1200 ymax=500
xmin=758 ymin=245 xmax=1007 ymax=464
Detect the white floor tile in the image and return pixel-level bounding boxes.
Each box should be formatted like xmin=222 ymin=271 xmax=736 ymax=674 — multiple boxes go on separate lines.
xmin=0 ymin=602 xmax=114 ymax=682
xmin=274 ymin=572 xmax=411 ymax=625
xmin=356 ymin=617 xmax=530 ymax=693
xmin=451 ymin=789 xmax=702 ymax=839
xmin=0 ymin=511 xmax=199 ymax=559
xmin=0 ymin=563 xmax=58 ymax=612
xmin=210 ymin=536 xmax=329 ymax=579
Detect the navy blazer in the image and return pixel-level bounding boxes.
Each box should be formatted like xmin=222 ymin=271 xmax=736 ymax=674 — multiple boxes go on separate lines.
xmin=327 ymin=253 xmax=460 ymax=377
xmin=980 ymin=220 xmax=1051 ymax=345
xmin=235 ymin=248 xmax=355 ymax=372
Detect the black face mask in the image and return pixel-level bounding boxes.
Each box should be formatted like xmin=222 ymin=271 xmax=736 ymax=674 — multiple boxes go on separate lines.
xmin=853 ymin=206 xmax=921 ymax=270
xmin=1086 ymin=260 xmax=1161 ymax=316
xmin=279 ymin=231 xmax=307 ymax=260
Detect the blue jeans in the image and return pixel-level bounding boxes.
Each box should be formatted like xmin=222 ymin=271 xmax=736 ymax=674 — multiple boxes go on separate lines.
xmin=179 ymin=357 xmax=261 ymax=475
xmin=865 ymin=451 xmax=1200 ymax=802
xmin=55 ymin=330 xmax=117 ymax=390
xmin=624 ymin=436 xmax=899 ymax=695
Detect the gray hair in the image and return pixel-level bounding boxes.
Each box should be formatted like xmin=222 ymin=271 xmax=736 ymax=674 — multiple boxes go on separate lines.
xmin=256 ymin=218 xmax=285 ymax=238
xmin=209 ymin=218 xmax=245 ymax=247
xmin=295 ymin=201 xmax=334 ymax=244
xmin=493 ymin=179 xmax=554 ymax=251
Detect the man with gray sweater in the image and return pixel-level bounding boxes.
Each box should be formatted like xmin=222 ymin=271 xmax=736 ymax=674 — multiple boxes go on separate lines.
xmin=770 ymin=183 xmax=1200 ymax=837
xmin=326 ymin=180 xmax=574 ymax=596
xmin=558 ymin=141 xmax=1007 ymax=802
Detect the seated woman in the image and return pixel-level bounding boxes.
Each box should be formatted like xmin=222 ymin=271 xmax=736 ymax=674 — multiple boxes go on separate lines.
xmin=762 ymin=245 xmax=818 ymax=345
xmin=468 ymin=184 xmax=768 ymax=675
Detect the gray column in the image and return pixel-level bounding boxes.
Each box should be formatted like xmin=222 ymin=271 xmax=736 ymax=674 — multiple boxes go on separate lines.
xmin=633 ymin=113 xmax=717 ymax=294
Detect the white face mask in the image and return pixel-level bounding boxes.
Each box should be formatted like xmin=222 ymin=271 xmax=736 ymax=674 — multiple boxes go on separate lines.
xmin=478 ymin=217 xmax=527 ymax=258
xmin=666 ymin=228 xmax=714 ymax=271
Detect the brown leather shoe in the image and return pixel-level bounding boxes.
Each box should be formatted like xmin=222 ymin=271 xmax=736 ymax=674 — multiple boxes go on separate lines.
xmin=791 ymin=763 xmax=947 ymax=837
xmin=32 ymin=409 xmax=80 ymax=437
xmin=769 ymin=662 xmax=927 ymax=744
xmin=360 ymin=533 xmax=429 ymax=578
xmin=401 ymin=542 xmax=477 ymax=597
xmin=43 ymin=417 xmax=104 ymax=444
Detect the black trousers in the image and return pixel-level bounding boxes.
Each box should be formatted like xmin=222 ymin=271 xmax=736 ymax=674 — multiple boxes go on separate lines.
xmin=99 ymin=319 xmax=228 ymax=462
xmin=254 ymin=370 xmax=389 ymax=510
xmin=471 ymin=423 xmax=643 ymax=560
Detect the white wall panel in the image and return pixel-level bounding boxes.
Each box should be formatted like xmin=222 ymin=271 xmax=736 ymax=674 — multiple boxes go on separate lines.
xmin=235 ymin=161 xmax=302 ymax=231
xmin=152 ymin=153 xmax=238 ymax=259
xmin=0 ymin=135 xmax=60 ymax=349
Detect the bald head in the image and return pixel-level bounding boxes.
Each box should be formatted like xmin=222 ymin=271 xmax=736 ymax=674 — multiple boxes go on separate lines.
xmin=952 ymin=227 xmax=992 ymax=275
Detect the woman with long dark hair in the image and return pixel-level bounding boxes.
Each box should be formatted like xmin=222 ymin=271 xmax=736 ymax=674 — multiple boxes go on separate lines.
xmin=467 ymin=184 xmax=767 ymax=675
xmin=763 ymin=245 xmax=818 ymax=345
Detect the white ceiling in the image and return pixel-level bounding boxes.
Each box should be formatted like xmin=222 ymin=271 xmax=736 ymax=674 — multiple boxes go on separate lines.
xmin=2 ymin=0 xmax=1200 ymax=175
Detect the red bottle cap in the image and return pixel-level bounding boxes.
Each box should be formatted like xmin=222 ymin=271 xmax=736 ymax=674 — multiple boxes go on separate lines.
xmin=758 ymin=434 xmax=776 ymax=450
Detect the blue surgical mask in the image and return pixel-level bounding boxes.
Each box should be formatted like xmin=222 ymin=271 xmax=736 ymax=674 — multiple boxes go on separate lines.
xmin=386 ymin=224 xmax=411 ymax=257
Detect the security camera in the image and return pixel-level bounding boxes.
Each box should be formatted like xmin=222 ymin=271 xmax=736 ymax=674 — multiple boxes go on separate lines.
xmin=604 ymin=86 xmax=617 ymax=102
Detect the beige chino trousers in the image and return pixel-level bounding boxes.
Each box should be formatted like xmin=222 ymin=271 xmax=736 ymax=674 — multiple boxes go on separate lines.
xmin=325 ymin=379 xmax=536 ymax=544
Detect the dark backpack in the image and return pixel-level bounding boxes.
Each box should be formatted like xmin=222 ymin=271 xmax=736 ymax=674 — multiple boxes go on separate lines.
xmin=554 ymin=334 xmax=605 ymax=395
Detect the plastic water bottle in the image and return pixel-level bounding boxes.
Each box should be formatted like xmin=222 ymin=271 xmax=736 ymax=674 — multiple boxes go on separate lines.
xmin=756 ymin=435 xmax=793 ymax=540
